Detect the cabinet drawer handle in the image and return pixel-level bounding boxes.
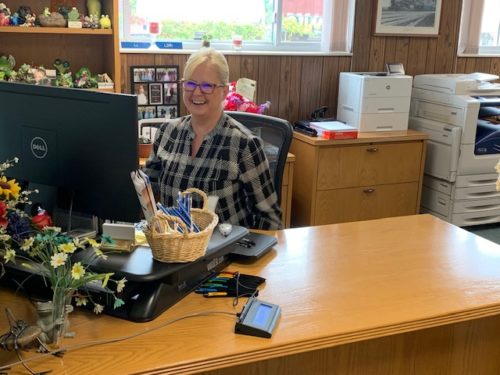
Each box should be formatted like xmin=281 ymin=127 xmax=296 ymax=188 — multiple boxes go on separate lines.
xmin=363 ymin=188 xmax=375 ymax=194
xmin=366 ymin=147 xmax=378 ymax=153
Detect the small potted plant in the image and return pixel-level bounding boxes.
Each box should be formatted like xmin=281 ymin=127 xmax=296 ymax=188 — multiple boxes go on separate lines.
xmin=202 ymin=33 xmax=212 ymax=48
xmin=139 ymin=136 xmax=153 ymax=158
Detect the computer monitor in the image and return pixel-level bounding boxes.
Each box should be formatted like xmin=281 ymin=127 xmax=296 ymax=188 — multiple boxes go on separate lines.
xmin=0 ymin=81 xmax=141 ymax=227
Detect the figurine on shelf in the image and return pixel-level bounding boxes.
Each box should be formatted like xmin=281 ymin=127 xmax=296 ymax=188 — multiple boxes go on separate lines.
xmin=82 ymin=14 xmax=99 ymax=29
xmin=67 ymin=7 xmax=82 ymax=28
xmin=86 ymin=0 xmax=101 ymax=19
xmin=15 ymin=63 xmax=36 ymax=84
xmin=38 ymin=7 xmax=66 ymax=27
xmin=54 ymin=59 xmax=73 ymax=88
xmin=99 ymin=14 xmax=111 ymax=29
xmin=9 ymin=12 xmax=19 ymax=25
xmin=0 ymin=3 xmax=10 ymax=15
xmin=97 ymin=72 xmax=114 ymax=90
xmin=0 ymin=2 xmax=10 ymax=26
xmin=17 ymin=5 xmax=33 ymax=25
xmin=20 ymin=12 xmax=35 ymax=27
xmin=56 ymin=4 xmax=72 ymax=20
xmin=74 ymin=67 xmax=98 ymax=89
xmin=0 ymin=54 xmax=15 ymax=81
xmin=0 ymin=12 xmax=8 ymax=26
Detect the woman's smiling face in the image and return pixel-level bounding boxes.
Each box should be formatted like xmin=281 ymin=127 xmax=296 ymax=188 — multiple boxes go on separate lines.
xmin=183 ymin=62 xmax=228 ymax=120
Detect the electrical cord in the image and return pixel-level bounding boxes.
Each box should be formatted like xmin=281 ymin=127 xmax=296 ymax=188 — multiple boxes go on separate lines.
xmin=231 ymin=271 xmax=262 ymax=308
xmin=0 ymin=310 xmax=237 ymax=373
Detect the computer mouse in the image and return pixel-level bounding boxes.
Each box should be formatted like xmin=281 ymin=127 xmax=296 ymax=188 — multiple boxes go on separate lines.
xmin=218 ymin=223 xmax=233 ymax=237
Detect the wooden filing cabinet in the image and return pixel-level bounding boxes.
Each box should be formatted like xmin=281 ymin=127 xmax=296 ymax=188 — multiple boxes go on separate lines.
xmin=290 ymin=130 xmax=427 ymax=227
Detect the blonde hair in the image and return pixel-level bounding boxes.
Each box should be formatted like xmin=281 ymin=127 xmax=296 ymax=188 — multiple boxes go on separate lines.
xmin=183 ymin=48 xmax=229 ymax=85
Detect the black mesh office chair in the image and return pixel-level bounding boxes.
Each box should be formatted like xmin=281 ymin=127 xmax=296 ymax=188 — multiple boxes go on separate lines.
xmin=226 ymin=111 xmax=293 ymax=205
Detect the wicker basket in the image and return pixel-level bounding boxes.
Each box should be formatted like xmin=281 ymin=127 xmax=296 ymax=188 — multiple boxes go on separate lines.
xmin=144 ymin=188 xmax=219 ymax=263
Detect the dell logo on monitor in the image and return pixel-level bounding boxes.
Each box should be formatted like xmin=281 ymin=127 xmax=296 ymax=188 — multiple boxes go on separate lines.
xmin=31 ymin=137 xmax=48 ymax=159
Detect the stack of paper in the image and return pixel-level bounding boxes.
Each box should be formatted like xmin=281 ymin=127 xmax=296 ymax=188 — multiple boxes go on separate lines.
xmin=309 ymin=121 xmax=358 ymax=140
xmin=130 ymin=169 xmax=157 ymax=221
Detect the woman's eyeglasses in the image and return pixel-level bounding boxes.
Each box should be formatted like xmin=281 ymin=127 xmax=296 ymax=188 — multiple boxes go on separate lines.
xmin=181 ymin=80 xmax=225 ymax=94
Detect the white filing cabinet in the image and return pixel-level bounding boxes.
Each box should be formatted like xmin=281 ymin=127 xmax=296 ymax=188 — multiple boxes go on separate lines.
xmin=337 ymin=72 xmax=412 ymax=132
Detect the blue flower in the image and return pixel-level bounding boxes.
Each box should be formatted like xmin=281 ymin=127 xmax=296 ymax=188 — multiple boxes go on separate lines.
xmin=6 ymin=212 xmax=32 ymax=243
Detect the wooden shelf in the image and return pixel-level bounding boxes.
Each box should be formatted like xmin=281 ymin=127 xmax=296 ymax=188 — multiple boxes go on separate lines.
xmin=0 ymin=0 xmax=121 ymax=92
xmin=0 ymin=26 xmax=113 ymax=35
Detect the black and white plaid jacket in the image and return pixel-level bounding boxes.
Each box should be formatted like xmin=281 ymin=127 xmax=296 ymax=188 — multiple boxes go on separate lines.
xmin=143 ymin=114 xmax=282 ymax=230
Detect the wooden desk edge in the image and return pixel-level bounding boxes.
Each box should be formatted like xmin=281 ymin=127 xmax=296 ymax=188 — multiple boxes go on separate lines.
xmin=154 ymin=303 xmax=500 ymax=374
xmin=293 ymin=129 xmax=429 ymax=145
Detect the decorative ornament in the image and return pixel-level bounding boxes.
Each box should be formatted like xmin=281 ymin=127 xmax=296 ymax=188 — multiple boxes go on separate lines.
xmin=86 ymin=0 xmax=101 ymax=19
xmin=99 ymin=14 xmax=111 ymax=29
xmin=38 ymin=8 xmax=66 ymax=27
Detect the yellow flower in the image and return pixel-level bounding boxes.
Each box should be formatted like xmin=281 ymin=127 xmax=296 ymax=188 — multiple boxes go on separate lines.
xmin=88 ymin=238 xmax=100 ymax=249
xmin=0 ymin=176 xmax=21 ymax=199
xmin=50 ymin=252 xmax=68 ymax=268
xmin=71 ymin=262 xmax=85 ymax=280
xmin=20 ymin=237 xmax=35 ymax=251
xmin=3 ymin=249 xmax=16 ymax=263
xmin=94 ymin=248 xmax=108 ymax=260
xmin=73 ymin=237 xmax=86 ymax=249
xmin=59 ymin=242 xmax=76 ymax=254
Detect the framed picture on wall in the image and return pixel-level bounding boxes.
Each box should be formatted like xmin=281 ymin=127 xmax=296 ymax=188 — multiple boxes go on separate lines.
xmin=131 ymin=65 xmax=180 ymax=121
xmin=374 ymin=0 xmax=442 ymax=36
xmin=149 ymin=83 xmax=163 ymax=105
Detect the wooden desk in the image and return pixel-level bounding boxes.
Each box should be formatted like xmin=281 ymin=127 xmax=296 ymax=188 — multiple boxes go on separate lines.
xmin=3 ymin=214 xmax=500 ymax=374
xmin=139 ymin=153 xmax=296 ymax=229
xmin=290 ymin=130 xmax=428 ymax=227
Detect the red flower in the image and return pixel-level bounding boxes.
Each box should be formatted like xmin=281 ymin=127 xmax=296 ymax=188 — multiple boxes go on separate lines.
xmin=0 ymin=201 xmax=6 ymax=228
xmin=0 ymin=200 xmax=6 ymax=217
xmin=32 ymin=210 xmax=53 ymax=229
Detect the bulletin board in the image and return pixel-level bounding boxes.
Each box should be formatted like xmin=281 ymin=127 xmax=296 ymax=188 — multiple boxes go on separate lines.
xmin=130 ymin=65 xmax=180 ymax=121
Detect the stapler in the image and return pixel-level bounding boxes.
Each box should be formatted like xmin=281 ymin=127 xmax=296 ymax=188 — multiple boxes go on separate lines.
xmin=293 ymin=121 xmax=317 ymax=137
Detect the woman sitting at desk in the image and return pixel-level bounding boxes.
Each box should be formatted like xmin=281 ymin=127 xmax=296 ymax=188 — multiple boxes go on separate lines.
xmin=143 ymin=48 xmax=282 ymax=230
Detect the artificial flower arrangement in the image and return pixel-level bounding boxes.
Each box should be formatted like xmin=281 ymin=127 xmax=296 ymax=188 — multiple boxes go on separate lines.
xmin=0 ymin=158 xmax=126 ymax=342
xmin=223 ymin=81 xmax=271 ymax=114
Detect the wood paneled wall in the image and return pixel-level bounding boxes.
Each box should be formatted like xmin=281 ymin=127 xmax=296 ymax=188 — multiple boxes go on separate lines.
xmin=120 ymin=0 xmax=500 ymax=125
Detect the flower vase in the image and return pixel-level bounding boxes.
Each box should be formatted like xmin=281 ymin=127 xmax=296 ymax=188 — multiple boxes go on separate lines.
xmin=35 ymin=288 xmax=74 ymax=346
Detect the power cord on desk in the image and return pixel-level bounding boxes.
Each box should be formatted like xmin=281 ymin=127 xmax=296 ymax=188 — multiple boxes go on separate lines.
xmin=232 ymin=272 xmax=262 ymax=308
xmin=0 ymin=310 xmax=237 ymax=374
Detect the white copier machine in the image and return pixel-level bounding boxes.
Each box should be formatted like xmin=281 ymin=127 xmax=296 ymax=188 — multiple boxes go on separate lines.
xmin=409 ymin=73 xmax=500 ymax=226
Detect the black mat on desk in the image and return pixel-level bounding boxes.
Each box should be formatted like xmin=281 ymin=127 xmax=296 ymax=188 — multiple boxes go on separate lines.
xmin=229 ymin=232 xmax=278 ymax=259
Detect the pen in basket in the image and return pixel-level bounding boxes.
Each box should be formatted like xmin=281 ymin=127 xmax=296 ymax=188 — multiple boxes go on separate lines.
xmin=177 ymin=192 xmax=200 ymax=233
xmin=156 ymin=201 xmax=200 ymax=233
